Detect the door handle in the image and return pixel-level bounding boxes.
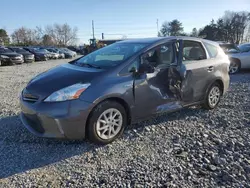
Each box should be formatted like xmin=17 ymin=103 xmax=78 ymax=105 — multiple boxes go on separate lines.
xmin=207 ymin=66 xmax=214 ymax=72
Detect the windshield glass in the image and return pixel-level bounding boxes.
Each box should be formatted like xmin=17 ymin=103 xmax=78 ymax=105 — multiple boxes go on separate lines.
xmin=61 ymin=48 xmax=70 ymax=52
xmin=0 ymin=48 xmax=13 ymax=53
xmin=47 ymin=49 xmax=56 ymax=52
xmin=14 ymin=48 xmax=28 ymax=53
xmin=238 ymin=44 xmax=250 ymax=52
xmin=36 ymin=49 xmax=48 ymax=53
xmin=73 ymin=43 xmax=147 ymax=69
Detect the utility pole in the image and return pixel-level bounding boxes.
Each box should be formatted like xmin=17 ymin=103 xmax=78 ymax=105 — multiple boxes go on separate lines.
xmin=156 ymin=19 xmax=159 ymax=36
xmin=92 ymin=20 xmax=95 ymax=39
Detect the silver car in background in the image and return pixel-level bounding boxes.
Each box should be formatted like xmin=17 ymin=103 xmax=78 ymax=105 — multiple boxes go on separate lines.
xmin=222 ymin=43 xmax=250 ymax=74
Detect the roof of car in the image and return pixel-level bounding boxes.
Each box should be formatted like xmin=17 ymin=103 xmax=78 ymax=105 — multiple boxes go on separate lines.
xmin=116 ymin=37 xmax=176 ymax=44
xmin=116 ymin=36 xmax=219 ymax=46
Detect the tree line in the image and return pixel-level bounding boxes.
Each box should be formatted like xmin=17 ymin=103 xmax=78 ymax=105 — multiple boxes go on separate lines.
xmin=158 ymin=11 xmax=250 ymax=44
xmin=0 ymin=23 xmax=78 ymax=47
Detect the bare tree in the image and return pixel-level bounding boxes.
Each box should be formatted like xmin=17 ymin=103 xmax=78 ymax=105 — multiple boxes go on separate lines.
xmin=11 ymin=27 xmax=40 ymax=45
xmin=11 ymin=27 xmax=27 ymax=45
xmin=11 ymin=23 xmax=78 ymax=46
xmin=45 ymin=23 xmax=78 ymax=46
xmin=42 ymin=34 xmax=54 ymax=46
xmin=243 ymin=23 xmax=250 ymax=42
xmin=222 ymin=11 xmax=250 ymax=43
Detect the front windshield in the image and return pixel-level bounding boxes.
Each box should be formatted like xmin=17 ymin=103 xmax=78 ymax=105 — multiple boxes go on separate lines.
xmin=72 ymin=42 xmax=147 ymax=69
xmin=61 ymin=48 xmax=70 ymax=52
xmin=238 ymin=44 xmax=250 ymax=52
xmin=36 ymin=49 xmax=48 ymax=53
xmin=47 ymin=49 xmax=55 ymax=53
xmin=15 ymin=48 xmax=27 ymax=53
xmin=0 ymin=48 xmax=13 ymax=53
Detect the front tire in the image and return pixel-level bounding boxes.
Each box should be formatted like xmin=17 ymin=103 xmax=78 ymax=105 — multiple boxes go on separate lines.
xmin=203 ymin=83 xmax=222 ymax=110
xmin=87 ymin=101 xmax=127 ymax=144
xmin=229 ymin=60 xmax=240 ymax=74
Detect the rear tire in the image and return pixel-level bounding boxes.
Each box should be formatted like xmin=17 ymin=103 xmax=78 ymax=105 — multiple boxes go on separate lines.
xmin=203 ymin=83 xmax=222 ymax=110
xmin=87 ymin=100 xmax=127 ymax=144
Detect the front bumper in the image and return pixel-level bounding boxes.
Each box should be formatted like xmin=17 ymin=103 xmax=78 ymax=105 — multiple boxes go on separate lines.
xmin=2 ymin=58 xmax=24 ymax=64
xmin=35 ymin=56 xmax=47 ymax=61
xmin=20 ymin=97 xmax=94 ymax=139
xmin=24 ymin=58 xmax=35 ymax=63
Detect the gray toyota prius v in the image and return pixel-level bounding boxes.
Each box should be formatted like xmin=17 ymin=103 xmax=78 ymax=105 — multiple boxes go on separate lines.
xmin=20 ymin=37 xmax=230 ymax=144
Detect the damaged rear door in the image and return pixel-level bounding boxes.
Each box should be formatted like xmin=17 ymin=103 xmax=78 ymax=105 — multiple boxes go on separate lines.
xmin=132 ymin=40 xmax=183 ymax=120
xmin=179 ymin=40 xmax=215 ymax=104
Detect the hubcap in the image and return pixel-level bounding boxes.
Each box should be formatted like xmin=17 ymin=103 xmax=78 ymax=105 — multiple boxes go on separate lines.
xmin=208 ymin=86 xmax=220 ymax=107
xmin=229 ymin=62 xmax=239 ymax=74
xmin=96 ymin=108 xmax=123 ymax=140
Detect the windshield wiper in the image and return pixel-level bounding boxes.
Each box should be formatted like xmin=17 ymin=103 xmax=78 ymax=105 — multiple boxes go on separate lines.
xmin=76 ymin=63 xmax=101 ymax=69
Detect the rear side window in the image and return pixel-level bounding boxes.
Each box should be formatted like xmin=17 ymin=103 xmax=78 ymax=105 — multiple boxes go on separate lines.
xmin=182 ymin=41 xmax=206 ymax=62
xmin=204 ymin=42 xmax=218 ymax=58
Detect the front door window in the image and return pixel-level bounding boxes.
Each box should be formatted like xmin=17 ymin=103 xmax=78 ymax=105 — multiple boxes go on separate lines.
xmin=142 ymin=43 xmax=174 ymax=69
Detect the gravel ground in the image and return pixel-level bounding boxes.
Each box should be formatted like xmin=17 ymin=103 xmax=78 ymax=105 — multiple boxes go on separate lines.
xmin=0 ymin=59 xmax=250 ymax=188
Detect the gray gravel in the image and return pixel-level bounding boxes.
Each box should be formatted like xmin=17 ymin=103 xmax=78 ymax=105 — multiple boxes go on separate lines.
xmin=0 ymin=59 xmax=250 ymax=188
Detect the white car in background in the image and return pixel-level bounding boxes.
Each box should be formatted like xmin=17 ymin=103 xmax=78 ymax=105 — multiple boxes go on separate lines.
xmin=219 ymin=43 xmax=250 ymax=74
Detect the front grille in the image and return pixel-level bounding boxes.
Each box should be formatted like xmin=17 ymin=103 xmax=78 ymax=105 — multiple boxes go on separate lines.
xmin=23 ymin=114 xmax=45 ymax=134
xmin=25 ymin=55 xmax=34 ymax=59
xmin=11 ymin=56 xmax=21 ymax=60
xmin=22 ymin=89 xmax=39 ymax=102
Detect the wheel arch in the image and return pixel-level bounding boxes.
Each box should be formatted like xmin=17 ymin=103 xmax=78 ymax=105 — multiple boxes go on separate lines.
xmin=85 ymin=97 xmax=132 ymax=134
xmin=206 ymin=79 xmax=224 ymax=96
xmin=229 ymin=57 xmax=241 ymax=65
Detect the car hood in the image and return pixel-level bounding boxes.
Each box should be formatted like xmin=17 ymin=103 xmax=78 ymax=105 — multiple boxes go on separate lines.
xmin=0 ymin=52 xmax=21 ymax=57
xmin=34 ymin=52 xmax=46 ymax=55
xmin=25 ymin=63 xmax=103 ymax=99
xmin=18 ymin=52 xmax=33 ymax=56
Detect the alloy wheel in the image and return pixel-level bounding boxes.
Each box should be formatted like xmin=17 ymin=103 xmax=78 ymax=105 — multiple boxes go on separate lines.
xmin=229 ymin=62 xmax=239 ymax=74
xmin=96 ymin=108 xmax=123 ymax=140
xmin=208 ymin=86 xmax=221 ymax=107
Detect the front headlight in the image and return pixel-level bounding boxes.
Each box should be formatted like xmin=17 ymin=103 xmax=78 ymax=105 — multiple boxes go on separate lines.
xmin=44 ymin=83 xmax=91 ymax=102
xmin=0 ymin=55 xmax=10 ymax=59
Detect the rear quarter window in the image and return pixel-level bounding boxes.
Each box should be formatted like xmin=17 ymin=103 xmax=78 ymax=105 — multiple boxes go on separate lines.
xmin=203 ymin=42 xmax=218 ymax=58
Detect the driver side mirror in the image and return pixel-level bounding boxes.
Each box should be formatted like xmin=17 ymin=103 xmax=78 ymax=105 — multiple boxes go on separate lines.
xmin=198 ymin=55 xmax=205 ymax=60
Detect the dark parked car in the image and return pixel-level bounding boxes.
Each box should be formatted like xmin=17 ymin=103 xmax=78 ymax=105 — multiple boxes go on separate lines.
xmin=9 ymin=47 xmax=35 ymax=63
xmin=20 ymin=37 xmax=230 ymax=144
xmin=0 ymin=47 xmax=24 ymax=65
xmin=23 ymin=47 xmax=49 ymax=61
